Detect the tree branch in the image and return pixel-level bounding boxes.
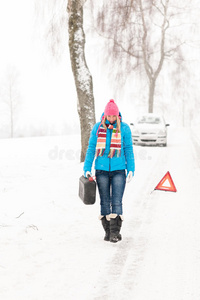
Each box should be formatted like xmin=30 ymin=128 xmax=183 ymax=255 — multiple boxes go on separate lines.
xmin=154 ymin=0 xmax=169 ymax=79
xmin=164 ymin=41 xmax=186 ymax=57
xmin=153 ymin=1 xmax=164 ymax=16
xmin=139 ymin=0 xmax=154 ymax=78
xmin=94 ymin=26 xmax=141 ymax=60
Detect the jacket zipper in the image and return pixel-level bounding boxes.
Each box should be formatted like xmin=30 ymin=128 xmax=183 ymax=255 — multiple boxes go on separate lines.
xmin=109 ymin=128 xmax=112 ymax=171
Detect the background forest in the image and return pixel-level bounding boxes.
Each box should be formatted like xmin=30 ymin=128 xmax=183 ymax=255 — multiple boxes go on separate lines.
xmin=0 ymin=0 xmax=200 ymax=140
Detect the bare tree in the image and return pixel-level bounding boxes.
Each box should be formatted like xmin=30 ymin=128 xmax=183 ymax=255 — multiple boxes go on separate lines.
xmin=139 ymin=0 xmax=169 ymax=112
xmin=91 ymin=0 xmax=193 ymax=113
xmin=67 ymin=0 xmax=96 ymax=162
xmin=1 ymin=66 xmax=20 ymax=138
xmin=35 ymin=0 xmax=96 ymax=161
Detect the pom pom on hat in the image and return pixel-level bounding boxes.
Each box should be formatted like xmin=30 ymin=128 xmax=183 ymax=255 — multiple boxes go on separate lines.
xmin=104 ymin=99 xmax=119 ymax=116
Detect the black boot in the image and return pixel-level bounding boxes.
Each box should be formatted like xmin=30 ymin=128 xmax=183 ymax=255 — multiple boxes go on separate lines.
xmin=101 ymin=216 xmax=110 ymax=241
xmin=110 ymin=215 xmax=122 ymax=243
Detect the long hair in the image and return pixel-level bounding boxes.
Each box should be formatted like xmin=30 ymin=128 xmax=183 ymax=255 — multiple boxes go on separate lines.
xmin=102 ymin=115 xmax=121 ymax=131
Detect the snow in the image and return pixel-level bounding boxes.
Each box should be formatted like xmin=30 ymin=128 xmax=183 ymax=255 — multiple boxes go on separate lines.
xmin=1 ymin=127 xmax=200 ymax=299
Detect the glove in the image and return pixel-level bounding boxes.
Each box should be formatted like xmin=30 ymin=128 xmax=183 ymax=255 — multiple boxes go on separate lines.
xmin=126 ymin=171 xmax=133 ymax=183
xmin=84 ymin=171 xmax=92 ymax=178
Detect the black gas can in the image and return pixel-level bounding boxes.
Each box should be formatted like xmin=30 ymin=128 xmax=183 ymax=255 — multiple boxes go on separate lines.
xmin=79 ymin=175 xmax=96 ymax=205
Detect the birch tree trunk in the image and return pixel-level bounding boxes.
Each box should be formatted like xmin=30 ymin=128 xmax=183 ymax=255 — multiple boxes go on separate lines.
xmin=4 ymin=66 xmax=20 ymax=138
xmin=68 ymin=0 xmax=96 ymax=162
xmin=148 ymin=79 xmax=156 ymax=113
xmin=9 ymin=84 xmax=14 ymax=138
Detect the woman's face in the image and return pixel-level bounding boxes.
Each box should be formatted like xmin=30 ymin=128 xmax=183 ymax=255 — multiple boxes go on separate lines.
xmin=107 ymin=115 xmax=117 ymax=124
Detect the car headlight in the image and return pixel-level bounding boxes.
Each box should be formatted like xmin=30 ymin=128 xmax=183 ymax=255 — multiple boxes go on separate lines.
xmin=132 ymin=129 xmax=140 ymax=135
xmin=158 ymin=130 xmax=166 ymax=136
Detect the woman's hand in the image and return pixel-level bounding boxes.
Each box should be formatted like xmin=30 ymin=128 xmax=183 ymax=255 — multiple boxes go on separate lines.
xmin=126 ymin=171 xmax=133 ymax=183
xmin=84 ymin=171 xmax=92 ymax=178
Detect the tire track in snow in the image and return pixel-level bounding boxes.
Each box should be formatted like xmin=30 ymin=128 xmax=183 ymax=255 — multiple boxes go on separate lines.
xmin=128 ymin=128 xmax=200 ymax=300
xmin=190 ymin=128 xmax=200 ymax=169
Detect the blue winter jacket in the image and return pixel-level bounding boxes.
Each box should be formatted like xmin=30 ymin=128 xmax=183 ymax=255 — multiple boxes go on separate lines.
xmin=83 ymin=113 xmax=135 ymax=174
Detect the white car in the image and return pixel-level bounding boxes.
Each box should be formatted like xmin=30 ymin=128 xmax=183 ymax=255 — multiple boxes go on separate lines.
xmin=130 ymin=113 xmax=169 ymax=146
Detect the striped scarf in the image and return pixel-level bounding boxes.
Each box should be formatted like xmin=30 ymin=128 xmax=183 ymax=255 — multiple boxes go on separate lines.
xmin=96 ymin=124 xmax=121 ymax=158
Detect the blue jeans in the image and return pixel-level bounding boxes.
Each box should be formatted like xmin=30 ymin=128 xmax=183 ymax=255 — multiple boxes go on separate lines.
xmin=95 ymin=170 xmax=126 ymax=216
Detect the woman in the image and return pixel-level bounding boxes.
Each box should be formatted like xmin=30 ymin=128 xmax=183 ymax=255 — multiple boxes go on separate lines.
xmin=84 ymin=99 xmax=135 ymax=243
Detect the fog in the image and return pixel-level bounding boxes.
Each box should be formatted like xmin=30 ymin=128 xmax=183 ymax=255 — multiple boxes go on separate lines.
xmin=0 ymin=0 xmax=200 ymax=138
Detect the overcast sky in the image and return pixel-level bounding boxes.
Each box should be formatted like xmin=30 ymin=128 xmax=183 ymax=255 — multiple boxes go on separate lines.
xmin=1 ymin=0 xmax=200 ymax=134
xmin=0 ymin=0 xmax=80 ymax=132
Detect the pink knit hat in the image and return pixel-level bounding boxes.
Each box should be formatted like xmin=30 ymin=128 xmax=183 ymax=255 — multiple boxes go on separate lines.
xmin=104 ymin=99 xmax=119 ymax=116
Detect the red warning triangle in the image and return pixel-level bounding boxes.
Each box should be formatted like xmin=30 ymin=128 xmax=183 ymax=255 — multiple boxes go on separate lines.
xmin=155 ymin=171 xmax=177 ymax=192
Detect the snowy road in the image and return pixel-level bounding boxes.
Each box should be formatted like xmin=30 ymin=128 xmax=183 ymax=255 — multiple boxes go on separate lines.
xmin=0 ymin=127 xmax=200 ymax=300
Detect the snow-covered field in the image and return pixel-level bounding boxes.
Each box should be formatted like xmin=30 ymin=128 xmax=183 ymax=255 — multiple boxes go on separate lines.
xmin=1 ymin=127 xmax=200 ymax=300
